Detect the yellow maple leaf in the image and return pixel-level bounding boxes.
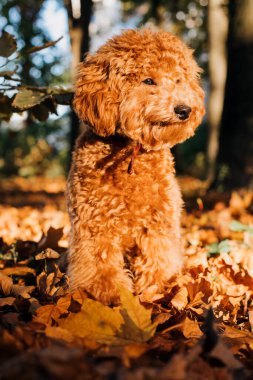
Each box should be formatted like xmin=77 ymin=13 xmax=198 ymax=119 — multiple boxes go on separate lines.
xmin=60 ymin=298 xmax=124 ymax=344
xmin=118 ymin=286 xmax=157 ymax=342
xmin=59 ymin=288 xmax=156 ymax=345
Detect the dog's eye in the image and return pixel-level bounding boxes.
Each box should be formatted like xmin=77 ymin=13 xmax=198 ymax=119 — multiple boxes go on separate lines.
xmin=143 ymin=78 xmax=156 ymax=85
xmin=176 ymin=79 xmax=181 ymax=84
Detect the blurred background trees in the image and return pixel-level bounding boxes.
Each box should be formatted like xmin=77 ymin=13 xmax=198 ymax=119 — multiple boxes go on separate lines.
xmin=218 ymin=0 xmax=253 ymax=188
xmin=0 ymin=0 xmax=252 ymax=189
xmin=0 ymin=0 xmax=71 ymax=177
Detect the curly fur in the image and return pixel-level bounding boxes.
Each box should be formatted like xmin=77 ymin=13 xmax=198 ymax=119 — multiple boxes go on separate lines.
xmin=67 ymin=29 xmax=205 ymax=304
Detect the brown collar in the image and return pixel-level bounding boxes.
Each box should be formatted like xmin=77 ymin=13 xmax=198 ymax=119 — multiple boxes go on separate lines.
xmin=127 ymin=142 xmax=142 ymax=175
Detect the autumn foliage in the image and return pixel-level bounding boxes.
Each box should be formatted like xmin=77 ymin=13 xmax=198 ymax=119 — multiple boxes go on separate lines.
xmin=0 ymin=177 xmax=253 ymax=379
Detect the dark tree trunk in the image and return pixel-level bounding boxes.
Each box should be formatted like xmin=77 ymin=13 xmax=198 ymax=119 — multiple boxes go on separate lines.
xmin=150 ymin=0 xmax=163 ymax=25
xmin=65 ymin=0 xmax=93 ymax=170
xmin=218 ymin=0 xmax=253 ymax=188
xmin=80 ymin=0 xmax=93 ymax=57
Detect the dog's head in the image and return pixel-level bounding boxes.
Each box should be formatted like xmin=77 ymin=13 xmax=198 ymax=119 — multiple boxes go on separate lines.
xmin=74 ymin=29 xmax=205 ymax=150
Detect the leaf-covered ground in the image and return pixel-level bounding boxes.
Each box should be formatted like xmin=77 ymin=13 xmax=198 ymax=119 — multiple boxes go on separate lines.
xmin=0 ymin=176 xmax=253 ymax=380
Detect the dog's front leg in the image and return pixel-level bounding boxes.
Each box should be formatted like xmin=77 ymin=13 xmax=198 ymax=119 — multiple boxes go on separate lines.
xmin=133 ymin=231 xmax=183 ymax=296
xmin=68 ymin=233 xmax=133 ymax=305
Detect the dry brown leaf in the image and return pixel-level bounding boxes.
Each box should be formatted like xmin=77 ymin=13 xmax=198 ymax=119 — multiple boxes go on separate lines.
xmin=123 ymin=343 xmax=149 ymax=359
xmin=36 ymin=271 xmax=49 ymax=297
xmin=71 ymin=288 xmax=87 ymax=304
xmin=223 ymin=325 xmax=253 ymax=340
xmin=153 ymin=312 xmax=172 ymax=326
xmin=0 ymin=273 xmax=14 ymax=295
xmin=138 ymin=284 xmax=164 ymax=302
xmin=34 ymin=304 xmax=62 ymax=325
xmin=229 ymin=192 xmax=252 ymax=214
xmin=56 ymin=294 xmax=72 ymax=313
xmin=37 ymin=226 xmax=64 ymax=251
xmin=36 ymin=266 xmax=64 ymax=297
xmin=14 ymin=285 xmax=35 ymax=299
xmin=0 ymin=273 xmax=34 ymax=298
xmin=0 ymin=296 xmax=15 ymax=307
xmin=249 ymin=310 xmax=253 ymax=332
xmin=226 ymin=284 xmax=248 ymax=297
xmin=45 ymin=326 xmax=75 ymax=343
xmin=186 ymin=249 xmax=208 ymax=270
xmin=0 ymin=266 xmax=36 ymax=277
xmin=35 ymin=248 xmax=60 ymax=260
xmin=181 ymin=317 xmax=203 ymax=339
xmin=171 ymin=287 xmax=188 ymax=311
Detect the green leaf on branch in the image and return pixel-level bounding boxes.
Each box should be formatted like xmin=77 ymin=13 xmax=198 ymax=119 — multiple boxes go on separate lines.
xmin=12 ymin=89 xmax=51 ymax=110
xmin=24 ymin=36 xmax=63 ymax=54
xmin=207 ymin=239 xmax=231 ymax=257
xmin=0 ymin=31 xmax=17 ymax=57
xmin=230 ymin=221 xmax=253 ymax=235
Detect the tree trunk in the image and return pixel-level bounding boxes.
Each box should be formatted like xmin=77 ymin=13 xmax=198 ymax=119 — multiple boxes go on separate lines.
xmin=218 ymin=0 xmax=253 ymax=188
xmin=65 ymin=0 xmax=93 ymax=169
xmin=206 ymin=0 xmax=228 ymax=186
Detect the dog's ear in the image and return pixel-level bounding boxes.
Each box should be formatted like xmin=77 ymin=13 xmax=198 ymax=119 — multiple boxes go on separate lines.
xmin=73 ymin=54 xmax=119 ymax=137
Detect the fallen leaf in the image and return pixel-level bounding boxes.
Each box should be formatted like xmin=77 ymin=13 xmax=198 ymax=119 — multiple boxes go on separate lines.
xmin=181 ymin=316 xmax=203 ymax=339
xmin=37 ymin=227 xmax=64 ymax=251
xmin=0 ymin=297 xmax=15 ymax=307
xmin=171 ymin=287 xmax=188 ymax=310
xmin=71 ymin=288 xmax=87 ymax=304
xmin=153 ymin=312 xmax=172 ymax=326
xmin=34 ymin=304 xmax=62 ymax=326
xmin=138 ymin=284 xmax=164 ymax=302
xmin=0 ymin=273 xmax=14 ymax=295
xmin=35 ymin=248 xmax=60 ymax=260
xmin=123 ymin=342 xmax=149 ymax=359
xmin=226 ymin=284 xmax=248 ymax=297
xmin=60 ymin=298 xmax=124 ymax=344
xmin=119 ymin=286 xmax=157 ymax=342
xmin=0 ymin=273 xmax=34 ymax=298
xmin=45 ymin=326 xmax=75 ymax=343
xmin=56 ymin=295 xmax=72 ymax=314
xmin=249 ymin=310 xmax=253 ymax=332
xmin=0 ymin=266 xmax=36 ymax=277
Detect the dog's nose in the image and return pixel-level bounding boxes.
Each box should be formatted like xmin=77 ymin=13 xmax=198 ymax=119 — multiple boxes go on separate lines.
xmin=174 ymin=105 xmax=192 ymax=120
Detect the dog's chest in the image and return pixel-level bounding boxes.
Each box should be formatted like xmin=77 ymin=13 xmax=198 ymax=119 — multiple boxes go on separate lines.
xmin=99 ymin=147 xmax=177 ymax=214
xmin=73 ymin=140 xmax=181 ymax=231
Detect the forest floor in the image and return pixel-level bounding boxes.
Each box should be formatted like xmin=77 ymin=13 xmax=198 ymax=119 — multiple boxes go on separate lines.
xmin=0 ymin=176 xmax=253 ymax=380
